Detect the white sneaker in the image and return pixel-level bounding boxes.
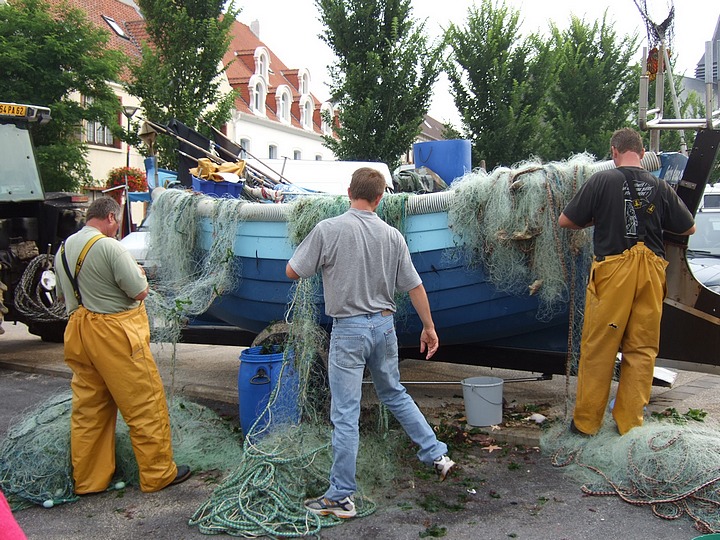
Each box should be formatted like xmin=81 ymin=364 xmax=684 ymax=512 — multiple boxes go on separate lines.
xmin=433 ymin=454 xmax=455 ymax=481
xmin=304 ymin=495 xmax=356 ymax=518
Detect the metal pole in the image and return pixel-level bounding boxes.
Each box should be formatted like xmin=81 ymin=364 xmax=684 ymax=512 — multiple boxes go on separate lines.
xmin=661 ymin=41 xmax=687 ymax=155
xmin=126 ymin=113 xmax=131 ymax=168
xmin=706 ymin=41 xmax=715 ymax=128
xmin=121 ymin=106 xmax=138 ymax=235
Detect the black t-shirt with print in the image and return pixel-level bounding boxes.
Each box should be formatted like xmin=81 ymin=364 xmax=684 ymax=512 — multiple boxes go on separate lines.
xmin=562 ymin=167 xmax=694 ymax=258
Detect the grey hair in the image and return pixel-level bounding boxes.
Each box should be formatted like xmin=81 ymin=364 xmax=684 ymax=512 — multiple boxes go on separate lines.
xmin=86 ymin=197 xmax=122 ymax=221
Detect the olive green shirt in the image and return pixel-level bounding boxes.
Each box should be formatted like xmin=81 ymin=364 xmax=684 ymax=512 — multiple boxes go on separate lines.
xmin=55 ymin=225 xmax=147 ymax=315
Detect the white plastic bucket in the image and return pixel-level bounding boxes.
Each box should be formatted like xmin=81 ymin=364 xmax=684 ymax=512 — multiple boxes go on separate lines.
xmin=461 ymin=376 xmax=503 ymax=426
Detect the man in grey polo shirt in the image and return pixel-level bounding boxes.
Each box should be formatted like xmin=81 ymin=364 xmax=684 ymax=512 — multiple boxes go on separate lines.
xmin=286 ymin=167 xmax=455 ymax=519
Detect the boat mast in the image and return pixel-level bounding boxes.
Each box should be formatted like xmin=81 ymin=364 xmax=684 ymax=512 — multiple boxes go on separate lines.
xmin=636 ymin=1 xmax=720 ymax=153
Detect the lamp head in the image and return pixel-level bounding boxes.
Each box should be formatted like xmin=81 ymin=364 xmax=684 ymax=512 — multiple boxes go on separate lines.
xmin=122 ymin=105 xmax=140 ymax=119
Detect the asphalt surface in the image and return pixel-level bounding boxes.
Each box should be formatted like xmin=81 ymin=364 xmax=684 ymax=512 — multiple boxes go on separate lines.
xmin=1 ymin=321 xmax=720 ymax=539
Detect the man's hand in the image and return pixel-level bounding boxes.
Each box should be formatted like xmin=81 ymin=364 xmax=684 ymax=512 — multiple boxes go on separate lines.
xmin=419 ymin=327 xmax=439 ymax=360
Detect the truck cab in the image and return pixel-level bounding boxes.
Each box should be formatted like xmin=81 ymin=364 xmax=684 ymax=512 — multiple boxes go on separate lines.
xmin=0 ymin=102 xmax=88 ymax=340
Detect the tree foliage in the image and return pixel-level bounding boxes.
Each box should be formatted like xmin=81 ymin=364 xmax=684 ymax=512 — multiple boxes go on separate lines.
xmin=127 ymin=0 xmax=239 ymax=169
xmin=0 ymin=0 xmax=126 ymax=192
xmin=543 ymin=14 xmax=639 ymax=161
xmin=317 ymin=0 xmax=441 ymax=171
xmin=444 ymin=0 xmax=553 ymax=170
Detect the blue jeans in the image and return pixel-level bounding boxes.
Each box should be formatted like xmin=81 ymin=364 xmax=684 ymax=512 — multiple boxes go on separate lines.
xmin=324 ymin=312 xmax=447 ymax=501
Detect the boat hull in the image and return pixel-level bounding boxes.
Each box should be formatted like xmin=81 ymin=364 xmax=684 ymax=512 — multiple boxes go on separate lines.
xmin=199 ymin=209 xmax=572 ymax=372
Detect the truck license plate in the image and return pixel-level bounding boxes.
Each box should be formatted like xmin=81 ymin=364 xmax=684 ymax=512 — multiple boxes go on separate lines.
xmin=0 ymin=104 xmax=27 ymax=117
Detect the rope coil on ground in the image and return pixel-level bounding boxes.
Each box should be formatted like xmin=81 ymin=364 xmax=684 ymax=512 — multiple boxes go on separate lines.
xmin=13 ymin=254 xmax=66 ymax=323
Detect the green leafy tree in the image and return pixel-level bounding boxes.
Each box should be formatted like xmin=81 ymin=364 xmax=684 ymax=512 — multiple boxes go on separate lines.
xmin=543 ymin=14 xmax=639 ymax=161
xmin=317 ymin=0 xmax=442 ymax=171
xmin=445 ymin=0 xmax=554 ymax=170
xmin=441 ymin=122 xmax=463 ymax=142
xmin=0 ymin=0 xmax=126 ymax=192
xmin=127 ymin=0 xmax=239 ymax=169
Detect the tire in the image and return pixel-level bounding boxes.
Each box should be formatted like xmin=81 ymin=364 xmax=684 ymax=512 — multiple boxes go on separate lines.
xmin=28 ymin=321 xmax=66 ymax=343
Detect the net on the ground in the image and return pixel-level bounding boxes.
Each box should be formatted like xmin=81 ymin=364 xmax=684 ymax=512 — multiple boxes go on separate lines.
xmin=0 ymin=392 xmax=243 ymax=510
xmin=543 ymin=415 xmax=720 ymax=533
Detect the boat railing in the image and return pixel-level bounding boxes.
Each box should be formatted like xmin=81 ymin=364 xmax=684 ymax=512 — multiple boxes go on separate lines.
xmin=181 ymin=150 xmax=664 ymax=222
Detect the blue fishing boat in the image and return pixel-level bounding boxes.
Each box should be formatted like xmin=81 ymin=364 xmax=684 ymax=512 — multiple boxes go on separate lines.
xmin=138 ymin=127 xmax=720 ymax=376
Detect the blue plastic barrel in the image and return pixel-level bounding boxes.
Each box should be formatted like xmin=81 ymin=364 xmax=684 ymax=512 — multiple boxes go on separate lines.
xmin=413 ymin=139 xmax=472 ymax=184
xmin=238 ymin=345 xmax=300 ymax=437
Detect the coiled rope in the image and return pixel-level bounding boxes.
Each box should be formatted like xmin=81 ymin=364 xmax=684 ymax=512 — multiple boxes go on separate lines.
xmin=13 ymin=254 xmax=66 ymax=323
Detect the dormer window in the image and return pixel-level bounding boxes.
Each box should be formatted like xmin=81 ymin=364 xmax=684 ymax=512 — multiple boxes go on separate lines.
xmin=300 ymin=97 xmax=313 ymax=130
xmin=254 ymin=82 xmax=263 ymax=111
xmin=300 ymin=72 xmax=310 ymax=95
xmin=254 ymin=47 xmax=270 ymax=81
xmin=249 ymin=75 xmax=267 ymax=116
xmin=321 ymin=103 xmax=334 ymax=135
xmin=275 ymin=85 xmax=291 ymax=124
xmin=280 ymin=93 xmax=289 ymax=121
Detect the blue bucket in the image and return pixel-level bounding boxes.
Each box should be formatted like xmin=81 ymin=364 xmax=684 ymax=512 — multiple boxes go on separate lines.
xmin=413 ymin=139 xmax=472 ymax=184
xmin=238 ymin=345 xmax=300 ymax=437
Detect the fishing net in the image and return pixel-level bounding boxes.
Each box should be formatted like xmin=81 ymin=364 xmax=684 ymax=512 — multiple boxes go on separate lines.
xmin=447 ymin=155 xmax=595 ymax=323
xmin=145 ymin=189 xmax=244 ymax=346
xmin=1 ymin=153 xmax=674 ymax=536
xmin=181 ymin=155 xmax=598 ymax=536
xmin=543 ymin=415 xmax=720 ymax=534
xmin=0 ymin=391 xmax=243 ymax=511
xmin=633 ymin=0 xmax=675 ymax=47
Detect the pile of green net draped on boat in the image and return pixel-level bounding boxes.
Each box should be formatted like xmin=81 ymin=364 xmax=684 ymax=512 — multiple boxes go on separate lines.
xmin=144 ymin=153 xmax=596 ymax=349
xmin=147 ymin=154 xmax=598 ymax=536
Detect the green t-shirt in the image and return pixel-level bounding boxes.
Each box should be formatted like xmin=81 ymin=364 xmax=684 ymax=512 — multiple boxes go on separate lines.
xmin=56 ymin=225 xmax=148 ymax=314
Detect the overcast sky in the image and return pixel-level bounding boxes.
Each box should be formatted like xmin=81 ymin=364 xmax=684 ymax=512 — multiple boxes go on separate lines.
xmin=237 ymin=0 xmax=718 ymax=124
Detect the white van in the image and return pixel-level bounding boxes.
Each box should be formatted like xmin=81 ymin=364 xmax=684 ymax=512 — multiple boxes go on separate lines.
xmin=702 ymin=183 xmax=720 ymax=209
xmin=688 ymin=184 xmax=720 ymax=293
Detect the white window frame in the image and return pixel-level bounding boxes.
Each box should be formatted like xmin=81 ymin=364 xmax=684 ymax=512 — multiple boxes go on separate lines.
xmin=300 ymin=96 xmax=314 ymax=130
xmin=102 ymin=15 xmax=129 ymax=40
xmin=275 ymin=85 xmax=291 ymax=124
xmin=83 ymin=96 xmax=115 ymax=146
xmin=320 ymin=103 xmax=334 ymax=135
xmin=240 ymin=138 xmax=250 ymax=157
xmin=254 ymin=47 xmax=270 ymax=81
xmin=300 ymin=70 xmax=310 ymax=95
xmin=268 ymin=144 xmax=278 ymax=159
xmin=249 ymin=75 xmax=267 ymax=116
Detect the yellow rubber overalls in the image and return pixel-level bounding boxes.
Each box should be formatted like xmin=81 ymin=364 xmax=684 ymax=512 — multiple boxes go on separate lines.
xmin=573 ymin=242 xmax=668 ymax=435
xmin=64 ymin=304 xmax=177 ymax=493
xmin=60 ymin=236 xmax=177 ymax=493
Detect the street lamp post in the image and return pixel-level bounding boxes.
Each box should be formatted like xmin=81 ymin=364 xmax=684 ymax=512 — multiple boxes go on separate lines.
xmin=121 ymin=105 xmax=140 ymax=236
xmin=122 ymin=105 xmax=140 ymax=168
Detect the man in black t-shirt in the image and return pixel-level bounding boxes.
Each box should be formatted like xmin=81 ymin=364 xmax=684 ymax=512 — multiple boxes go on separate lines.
xmin=559 ymin=128 xmax=695 ymax=436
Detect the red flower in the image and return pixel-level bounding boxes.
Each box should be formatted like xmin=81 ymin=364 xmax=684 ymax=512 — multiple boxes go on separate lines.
xmin=106 ymin=167 xmax=148 ymax=202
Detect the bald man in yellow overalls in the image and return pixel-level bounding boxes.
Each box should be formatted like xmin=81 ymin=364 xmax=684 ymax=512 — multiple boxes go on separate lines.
xmin=55 ymin=197 xmax=190 ymax=493
xmin=559 ymin=128 xmax=695 ymax=436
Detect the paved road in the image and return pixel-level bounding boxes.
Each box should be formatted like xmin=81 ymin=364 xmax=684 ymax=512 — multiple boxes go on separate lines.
xmin=1 ymin=322 xmax=718 ymax=539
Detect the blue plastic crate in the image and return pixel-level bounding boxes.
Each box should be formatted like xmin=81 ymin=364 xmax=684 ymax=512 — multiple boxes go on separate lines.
xmin=192 ymin=176 xmax=244 ymax=198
